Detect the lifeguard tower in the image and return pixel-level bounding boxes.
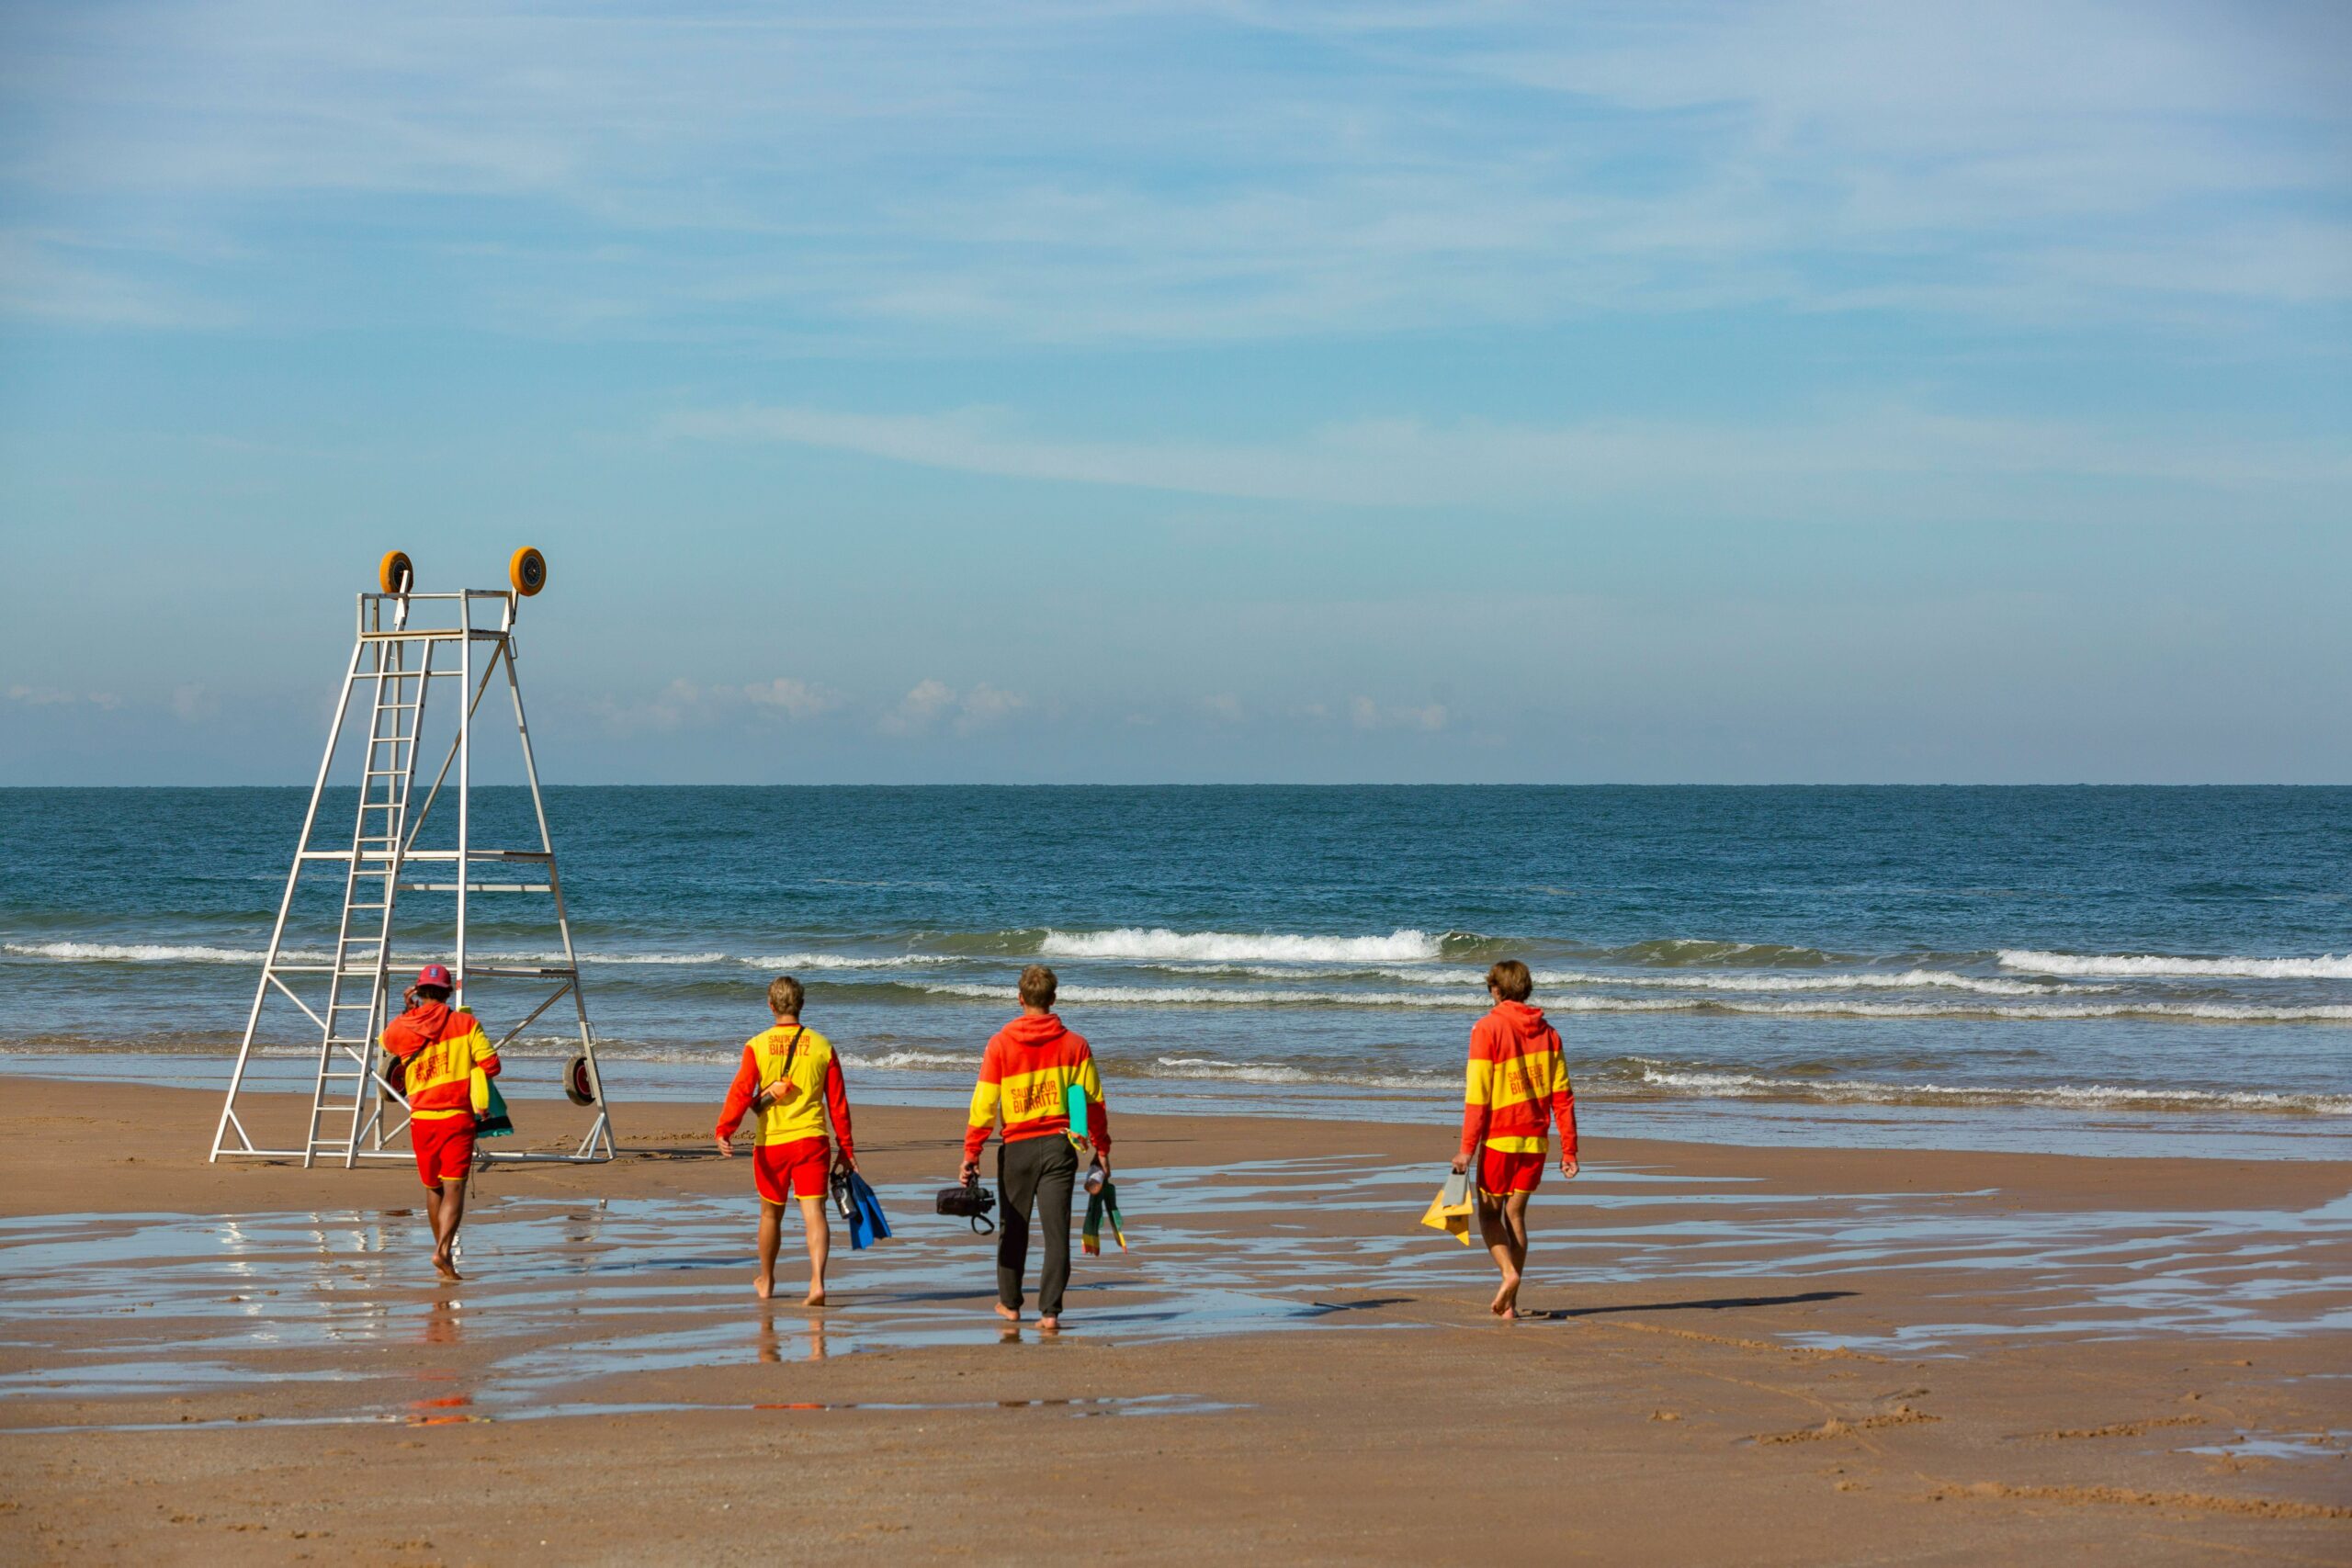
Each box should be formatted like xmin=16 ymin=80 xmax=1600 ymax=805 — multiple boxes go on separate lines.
xmin=210 ymin=548 xmax=616 ymax=1167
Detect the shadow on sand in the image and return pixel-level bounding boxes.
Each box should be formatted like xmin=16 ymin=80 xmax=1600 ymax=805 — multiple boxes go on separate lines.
xmin=1532 ymin=1290 xmax=1858 ymax=1320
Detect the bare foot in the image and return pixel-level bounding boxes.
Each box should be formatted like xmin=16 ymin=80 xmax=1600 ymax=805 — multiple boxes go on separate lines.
xmin=993 ymin=1303 xmax=1019 ymax=1322
xmin=754 ymin=1274 xmax=775 ymax=1300
xmin=1037 ymin=1315 xmax=1060 ymax=1333
xmin=1489 ymin=1276 xmax=1521 ymax=1318
xmin=803 ymin=1288 xmax=826 ymax=1308
xmin=435 ymin=1255 xmax=462 ymax=1282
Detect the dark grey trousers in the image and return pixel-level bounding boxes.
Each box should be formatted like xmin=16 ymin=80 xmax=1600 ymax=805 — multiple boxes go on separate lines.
xmin=997 ymin=1136 xmax=1079 ymax=1317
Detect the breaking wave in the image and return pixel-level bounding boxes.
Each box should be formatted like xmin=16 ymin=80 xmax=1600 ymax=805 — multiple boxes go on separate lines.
xmin=4 ymin=942 xmax=274 ymax=964
xmin=1038 ymin=928 xmax=1446 ymax=963
xmin=1999 ymin=949 xmax=2352 ymax=980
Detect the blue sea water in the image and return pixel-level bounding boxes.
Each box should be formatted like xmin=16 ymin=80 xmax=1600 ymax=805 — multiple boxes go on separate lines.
xmin=2 ymin=785 xmax=2348 ymax=1156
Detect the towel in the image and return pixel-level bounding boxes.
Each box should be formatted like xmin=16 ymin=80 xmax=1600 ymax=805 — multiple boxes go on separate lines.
xmin=1082 ymin=1179 xmax=1127 ymax=1255
xmin=471 ymin=1070 xmax=514 ymax=1138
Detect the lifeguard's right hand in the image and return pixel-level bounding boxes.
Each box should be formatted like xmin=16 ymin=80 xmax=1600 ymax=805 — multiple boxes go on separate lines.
xmin=958 ymin=1158 xmax=979 ymax=1185
xmin=716 ymin=1135 xmax=735 ymax=1158
xmin=1449 ymin=1160 xmax=1468 ymax=1176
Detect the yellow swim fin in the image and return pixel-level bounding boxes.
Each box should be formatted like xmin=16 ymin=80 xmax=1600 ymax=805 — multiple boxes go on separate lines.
xmin=1419 ymin=1184 xmax=1475 ymax=1246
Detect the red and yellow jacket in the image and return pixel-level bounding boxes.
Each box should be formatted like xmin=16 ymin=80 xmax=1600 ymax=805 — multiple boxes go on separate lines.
xmin=382 ymin=1001 xmax=500 ymax=1124
xmin=717 ymin=1025 xmax=854 ymax=1156
xmin=1458 ymin=999 xmax=1577 ymax=1165
xmin=965 ymin=1013 xmax=1110 ymax=1161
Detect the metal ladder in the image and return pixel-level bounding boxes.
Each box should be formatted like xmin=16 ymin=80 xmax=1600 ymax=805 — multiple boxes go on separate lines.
xmin=301 ymin=633 xmax=433 ymax=1167
xmin=213 ymin=564 xmax=616 ymax=1168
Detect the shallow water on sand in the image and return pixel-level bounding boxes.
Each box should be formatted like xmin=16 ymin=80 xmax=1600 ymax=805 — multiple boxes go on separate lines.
xmin=4 ymin=1157 xmax=2348 ymax=1431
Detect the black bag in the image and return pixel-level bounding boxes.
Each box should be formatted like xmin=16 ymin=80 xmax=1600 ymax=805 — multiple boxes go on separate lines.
xmin=935 ymin=1177 xmax=996 ymax=1235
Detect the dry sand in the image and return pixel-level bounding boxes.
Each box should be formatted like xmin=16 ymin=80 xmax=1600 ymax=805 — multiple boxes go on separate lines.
xmin=2 ymin=1077 xmax=2347 ymax=1564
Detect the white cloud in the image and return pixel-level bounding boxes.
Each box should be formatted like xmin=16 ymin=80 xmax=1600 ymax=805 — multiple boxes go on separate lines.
xmin=955 ymin=682 xmax=1027 ymax=735
xmin=591 ymin=677 xmax=707 ymax=734
xmin=741 ymin=677 xmax=839 ymax=721
xmin=877 ymin=678 xmax=1030 ymax=737
xmin=879 ymin=678 xmax=957 ymax=736
xmin=1350 ymin=695 xmax=1447 ymax=732
xmin=169 ymin=683 xmax=219 ymax=722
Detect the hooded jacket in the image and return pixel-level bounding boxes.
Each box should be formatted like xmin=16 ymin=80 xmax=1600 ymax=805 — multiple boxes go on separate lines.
xmin=964 ymin=1012 xmax=1110 ymax=1161
xmin=382 ymin=1000 xmax=500 ymax=1123
xmin=1458 ymin=999 xmax=1577 ymax=1165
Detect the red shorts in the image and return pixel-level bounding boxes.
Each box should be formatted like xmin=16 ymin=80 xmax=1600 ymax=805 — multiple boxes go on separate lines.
xmin=1477 ymin=1145 xmax=1544 ymax=1199
xmin=752 ymin=1136 xmax=831 ymax=1203
xmin=412 ymin=1116 xmax=477 ymax=1189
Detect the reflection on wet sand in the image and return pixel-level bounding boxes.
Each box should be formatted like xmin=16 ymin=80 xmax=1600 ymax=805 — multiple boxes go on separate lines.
xmin=2 ymin=1156 xmax=2346 ymax=1430
xmin=756 ymin=1311 xmax=827 ymax=1364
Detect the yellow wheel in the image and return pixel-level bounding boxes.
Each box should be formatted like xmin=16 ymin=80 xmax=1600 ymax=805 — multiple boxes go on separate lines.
xmin=509 ymin=547 xmax=548 ymax=596
xmin=379 ymin=550 xmax=414 ymax=593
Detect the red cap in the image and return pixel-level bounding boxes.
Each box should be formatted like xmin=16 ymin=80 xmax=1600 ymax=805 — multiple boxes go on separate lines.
xmin=414 ymin=963 xmax=454 ymax=989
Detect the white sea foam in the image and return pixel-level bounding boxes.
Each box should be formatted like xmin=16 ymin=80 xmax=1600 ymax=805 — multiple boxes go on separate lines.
xmin=1999 ymin=949 xmax=2352 ymax=980
xmin=1038 ymin=927 xmax=1443 ymax=963
xmin=482 ymin=949 xmax=729 ymax=966
xmin=1559 ymin=996 xmax=2352 ymax=1024
xmin=840 ymin=1047 xmax=980 ymax=1072
xmin=907 ymin=978 xmax=2352 ymax=1022
xmin=1151 ymin=961 xmax=2097 ymax=997
xmin=740 ymin=953 xmax=962 ymax=971
xmin=1623 ymin=1062 xmax=2352 ymax=1115
xmin=4 ymin=942 xmax=277 ymax=964
xmin=1540 ymin=967 xmax=2081 ymax=997
xmin=913 ymin=981 xmax=1486 ymax=1009
xmin=1146 ymin=1055 xmax=1451 ymax=1091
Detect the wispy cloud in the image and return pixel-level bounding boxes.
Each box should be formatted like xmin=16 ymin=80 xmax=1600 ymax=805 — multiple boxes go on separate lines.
xmin=668 ymin=401 xmax=2352 ymax=521
xmin=0 ymin=231 xmax=240 ymax=328
xmin=6 ymin=682 xmax=121 ymax=710
xmin=4 ymin=2 xmax=2342 ymax=339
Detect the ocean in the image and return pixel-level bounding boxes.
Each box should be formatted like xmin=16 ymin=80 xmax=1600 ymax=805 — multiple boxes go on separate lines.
xmin=3 ymin=785 xmax=2347 ymax=1156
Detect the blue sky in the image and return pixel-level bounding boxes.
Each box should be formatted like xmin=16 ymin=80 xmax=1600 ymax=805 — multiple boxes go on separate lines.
xmin=2 ymin=0 xmax=2347 ymax=784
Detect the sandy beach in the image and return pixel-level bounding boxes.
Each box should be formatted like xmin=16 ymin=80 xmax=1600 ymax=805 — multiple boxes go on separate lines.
xmin=1 ymin=1077 xmax=2346 ymax=1564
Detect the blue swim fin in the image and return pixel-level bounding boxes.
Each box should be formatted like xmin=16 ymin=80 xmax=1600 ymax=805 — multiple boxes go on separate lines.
xmin=845 ymin=1171 xmax=891 ymax=1250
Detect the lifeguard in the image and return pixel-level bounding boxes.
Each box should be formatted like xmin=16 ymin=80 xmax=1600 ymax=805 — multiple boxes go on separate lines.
xmin=1453 ymin=958 xmax=1579 ymax=1320
xmin=959 ymin=964 xmax=1110 ymax=1331
xmin=716 ymin=976 xmax=857 ymax=1304
xmin=380 ymin=963 xmax=502 ymax=1280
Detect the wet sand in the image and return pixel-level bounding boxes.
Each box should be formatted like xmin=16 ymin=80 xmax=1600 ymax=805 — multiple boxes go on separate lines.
xmin=2 ymin=1077 xmax=2348 ymax=1563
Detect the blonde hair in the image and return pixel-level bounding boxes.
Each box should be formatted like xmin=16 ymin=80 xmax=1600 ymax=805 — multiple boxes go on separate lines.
xmin=766 ymin=975 xmax=805 ymax=1017
xmin=1017 ymin=964 xmax=1058 ymax=1010
xmin=1486 ymin=960 xmax=1533 ymax=1002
